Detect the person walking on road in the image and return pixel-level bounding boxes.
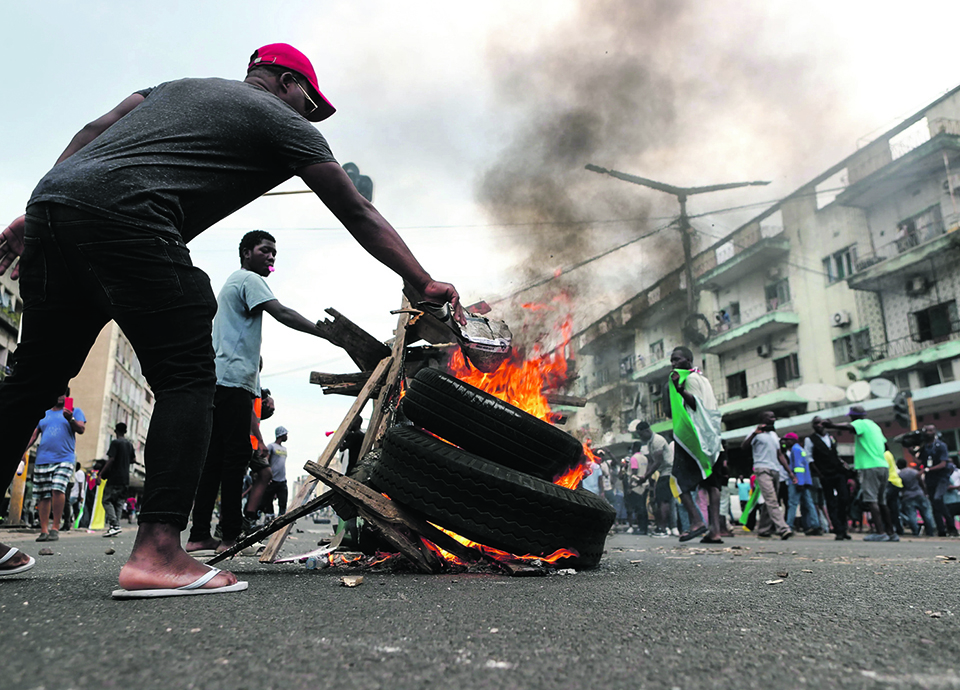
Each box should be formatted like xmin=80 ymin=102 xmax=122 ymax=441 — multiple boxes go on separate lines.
xmin=783 ymin=432 xmax=821 ymax=535
xmin=262 ymin=426 xmax=289 ymax=517
xmin=741 ymin=411 xmax=796 ymax=540
xmin=897 ymin=458 xmax=935 ymax=536
xmin=805 ymin=416 xmax=852 ymax=540
xmin=0 ymin=43 xmax=463 ymax=590
xmin=633 ymin=420 xmax=674 ymax=537
xmin=668 ymin=346 xmax=724 ymax=543
xmin=822 ymin=406 xmax=898 ymax=542
xmin=915 ymin=424 xmax=958 ymax=537
xmin=27 ymin=392 xmax=85 ymax=543
xmin=100 ymin=422 xmax=134 ymax=537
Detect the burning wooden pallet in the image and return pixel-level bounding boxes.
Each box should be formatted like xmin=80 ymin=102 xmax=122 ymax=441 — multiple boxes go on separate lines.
xmin=209 ymin=291 xmax=611 ymax=574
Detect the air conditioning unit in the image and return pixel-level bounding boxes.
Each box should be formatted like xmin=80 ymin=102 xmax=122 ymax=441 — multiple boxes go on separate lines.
xmin=906 ymin=276 xmax=929 ymax=296
xmin=831 ymin=311 xmax=851 ymax=327
xmin=757 ymin=343 xmax=772 ymax=358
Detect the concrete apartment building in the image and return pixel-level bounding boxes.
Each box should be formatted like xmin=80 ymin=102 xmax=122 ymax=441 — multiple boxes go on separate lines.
xmin=69 ymin=323 xmax=152 ymax=486
xmin=572 ymin=85 xmax=960 ymax=458
xmin=0 ymin=271 xmax=22 ymax=377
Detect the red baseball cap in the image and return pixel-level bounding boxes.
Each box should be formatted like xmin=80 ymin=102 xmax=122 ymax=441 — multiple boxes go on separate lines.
xmin=248 ymin=43 xmax=336 ymax=122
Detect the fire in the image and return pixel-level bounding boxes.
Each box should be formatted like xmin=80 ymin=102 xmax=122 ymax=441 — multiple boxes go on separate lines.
xmin=418 ymin=299 xmax=592 ymax=567
xmin=423 ymin=525 xmax=580 ymax=566
xmin=327 ymin=553 xmax=363 ymax=566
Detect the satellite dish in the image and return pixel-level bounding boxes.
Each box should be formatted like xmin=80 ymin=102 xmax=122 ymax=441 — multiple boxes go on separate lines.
xmin=869 ymin=378 xmax=898 ymax=399
xmin=795 ymin=383 xmax=848 ymax=403
xmin=846 ymin=380 xmax=872 ymax=402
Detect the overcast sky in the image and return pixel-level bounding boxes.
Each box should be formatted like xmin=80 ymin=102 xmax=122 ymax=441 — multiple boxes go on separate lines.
xmin=3 ymin=1 xmax=960 ymax=476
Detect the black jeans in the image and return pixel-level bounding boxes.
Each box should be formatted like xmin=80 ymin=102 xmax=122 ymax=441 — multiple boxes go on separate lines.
xmin=262 ymin=480 xmax=289 ymax=515
xmin=820 ymin=474 xmax=850 ymax=536
xmin=0 ymin=204 xmax=217 ymax=530
xmin=189 ymin=385 xmax=254 ymax=543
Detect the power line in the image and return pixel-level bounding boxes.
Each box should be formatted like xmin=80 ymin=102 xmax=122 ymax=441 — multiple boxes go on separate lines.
xmin=489 ymin=220 xmax=676 ymax=305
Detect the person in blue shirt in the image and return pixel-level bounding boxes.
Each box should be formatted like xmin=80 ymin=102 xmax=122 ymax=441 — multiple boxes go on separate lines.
xmin=783 ymin=432 xmax=822 ymax=535
xmin=26 ymin=391 xmax=85 ymax=542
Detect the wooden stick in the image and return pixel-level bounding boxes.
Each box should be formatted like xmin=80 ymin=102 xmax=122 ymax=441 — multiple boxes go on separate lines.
xmin=206 ymin=492 xmax=335 ymax=566
xmin=358 ymin=301 xmax=412 ymax=460
xmin=258 ymin=355 xmax=393 ymax=563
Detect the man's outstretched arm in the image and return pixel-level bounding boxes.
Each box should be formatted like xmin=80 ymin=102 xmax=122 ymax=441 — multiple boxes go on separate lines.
xmin=0 ymin=93 xmax=145 ymax=278
xmin=298 ymin=162 xmax=464 ymax=323
xmin=259 ymin=299 xmax=326 ymax=337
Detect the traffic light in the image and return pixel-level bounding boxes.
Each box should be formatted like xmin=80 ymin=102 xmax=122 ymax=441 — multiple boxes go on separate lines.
xmin=342 ymin=162 xmax=374 ymax=202
xmin=892 ymin=391 xmax=912 ymax=428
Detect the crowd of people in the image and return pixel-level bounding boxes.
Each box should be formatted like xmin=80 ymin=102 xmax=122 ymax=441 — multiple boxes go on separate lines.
xmin=586 ymin=389 xmax=960 ymax=542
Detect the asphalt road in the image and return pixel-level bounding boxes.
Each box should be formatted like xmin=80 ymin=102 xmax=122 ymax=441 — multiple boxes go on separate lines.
xmin=2 ymin=524 xmax=960 ymax=690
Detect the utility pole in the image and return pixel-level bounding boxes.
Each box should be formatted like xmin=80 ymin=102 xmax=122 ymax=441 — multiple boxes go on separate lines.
xmin=585 ymin=165 xmax=770 ymax=324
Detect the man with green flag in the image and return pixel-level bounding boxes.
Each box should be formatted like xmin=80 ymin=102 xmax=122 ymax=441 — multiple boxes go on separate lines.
xmin=668 ymin=346 xmax=724 ymax=543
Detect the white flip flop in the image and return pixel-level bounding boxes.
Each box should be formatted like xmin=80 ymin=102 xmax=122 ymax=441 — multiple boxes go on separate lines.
xmin=111 ymin=566 xmax=248 ymax=599
xmin=0 ymin=547 xmax=36 ymax=576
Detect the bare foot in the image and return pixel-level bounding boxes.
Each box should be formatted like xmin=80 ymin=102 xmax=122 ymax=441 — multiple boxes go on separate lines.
xmin=0 ymin=543 xmax=31 ymax=570
xmin=118 ymin=524 xmax=238 ymax=592
xmin=185 ymin=537 xmax=221 ymax=553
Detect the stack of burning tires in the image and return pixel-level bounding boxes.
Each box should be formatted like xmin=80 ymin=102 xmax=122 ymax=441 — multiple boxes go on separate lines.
xmin=370 ymin=368 xmax=616 ymax=569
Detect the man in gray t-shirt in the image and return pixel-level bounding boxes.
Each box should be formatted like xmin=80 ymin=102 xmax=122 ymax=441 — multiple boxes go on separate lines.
xmin=0 ymin=43 xmax=463 ymax=594
xmin=262 ymin=426 xmax=290 ymax=517
xmin=740 ymin=410 xmax=797 ymax=539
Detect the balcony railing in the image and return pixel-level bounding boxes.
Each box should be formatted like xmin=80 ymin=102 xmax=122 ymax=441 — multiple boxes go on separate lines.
xmin=854 ymin=218 xmax=947 ymax=272
xmin=867 ymin=323 xmax=960 ymax=362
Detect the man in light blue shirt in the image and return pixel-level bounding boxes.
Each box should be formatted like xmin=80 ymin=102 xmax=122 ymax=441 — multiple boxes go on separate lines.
xmin=188 ymin=230 xmax=333 ymax=554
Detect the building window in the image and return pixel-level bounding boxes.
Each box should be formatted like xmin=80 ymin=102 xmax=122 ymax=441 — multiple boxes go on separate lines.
xmin=775 ymin=353 xmax=801 ymax=388
xmin=909 ymin=301 xmax=959 ymax=342
xmin=833 ymin=329 xmax=871 ymax=365
xmin=822 ymin=246 xmax=857 ymax=284
xmin=765 ymin=279 xmax=790 ymax=311
xmin=619 ymin=355 xmax=634 ymax=377
xmin=650 ymin=340 xmax=664 ymax=362
xmin=919 ymin=360 xmax=955 ymax=388
xmin=726 ymin=371 xmax=747 ymax=399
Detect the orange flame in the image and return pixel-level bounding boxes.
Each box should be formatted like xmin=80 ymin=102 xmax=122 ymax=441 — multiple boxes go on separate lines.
xmin=426 ymin=525 xmax=580 ymax=565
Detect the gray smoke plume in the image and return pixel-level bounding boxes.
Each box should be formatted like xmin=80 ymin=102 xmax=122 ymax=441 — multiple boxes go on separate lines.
xmin=477 ymin=0 xmax=853 ymax=346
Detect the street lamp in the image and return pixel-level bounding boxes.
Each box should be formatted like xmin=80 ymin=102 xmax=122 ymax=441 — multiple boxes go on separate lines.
xmin=585 ymin=164 xmax=770 ymax=340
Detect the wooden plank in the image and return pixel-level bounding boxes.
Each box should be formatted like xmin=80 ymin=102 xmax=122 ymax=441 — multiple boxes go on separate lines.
xmin=309 ymin=371 xmax=375 ymax=397
xmin=544 ymin=393 xmax=587 ymax=408
xmin=315 ymin=309 xmax=391 ymax=371
xmin=306 ymin=464 xmax=441 ymax=574
xmin=259 ymin=355 xmax=393 ymax=563
xmin=358 ymin=300 xmax=412 ymax=460
xmin=309 ymin=371 xmax=372 ymax=386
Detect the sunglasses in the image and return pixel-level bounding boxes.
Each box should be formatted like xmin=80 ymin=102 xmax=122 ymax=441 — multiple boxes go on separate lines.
xmin=293 ymin=80 xmax=319 ymax=116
